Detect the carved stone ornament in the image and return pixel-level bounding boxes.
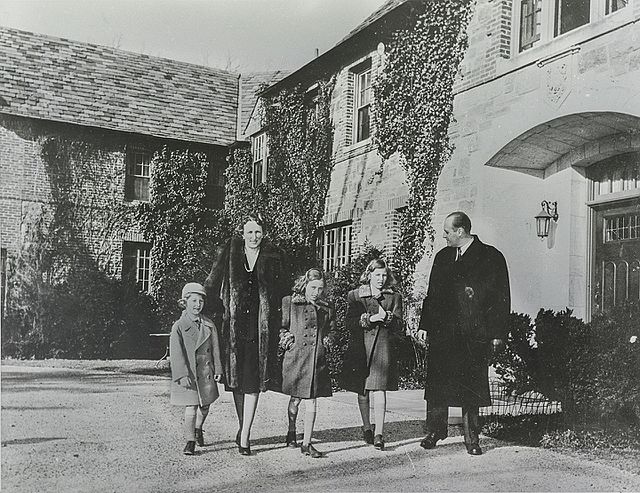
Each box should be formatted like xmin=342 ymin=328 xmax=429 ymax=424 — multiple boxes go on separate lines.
xmin=544 ymin=59 xmax=573 ymax=108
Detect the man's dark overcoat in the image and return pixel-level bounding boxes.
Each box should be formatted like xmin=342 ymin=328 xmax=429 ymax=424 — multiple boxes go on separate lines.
xmin=204 ymin=236 xmax=287 ymax=392
xmin=419 ymin=236 xmax=510 ymax=407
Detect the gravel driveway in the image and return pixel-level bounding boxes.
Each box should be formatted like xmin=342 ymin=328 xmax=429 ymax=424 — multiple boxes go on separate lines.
xmin=2 ymin=364 xmax=639 ymax=492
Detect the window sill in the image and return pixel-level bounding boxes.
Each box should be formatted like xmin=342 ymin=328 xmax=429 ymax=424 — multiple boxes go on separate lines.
xmin=505 ymin=8 xmax=635 ymax=74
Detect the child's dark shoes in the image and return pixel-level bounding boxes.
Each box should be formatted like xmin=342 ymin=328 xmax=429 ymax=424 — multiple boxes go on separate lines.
xmin=301 ymin=443 xmax=322 ymax=458
xmin=285 ymin=431 xmax=298 ymax=447
xmin=183 ymin=441 xmax=196 ymax=455
xmin=195 ymin=428 xmax=204 ymax=447
xmin=373 ymin=434 xmax=384 ymax=450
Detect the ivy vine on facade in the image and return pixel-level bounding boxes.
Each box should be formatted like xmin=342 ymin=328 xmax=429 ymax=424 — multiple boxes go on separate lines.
xmin=374 ymin=0 xmax=476 ymax=290
xmin=225 ymin=79 xmax=335 ymax=271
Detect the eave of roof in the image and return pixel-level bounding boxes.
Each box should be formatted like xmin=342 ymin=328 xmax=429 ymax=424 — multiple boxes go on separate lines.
xmin=260 ymin=0 xmax=417 ymax=96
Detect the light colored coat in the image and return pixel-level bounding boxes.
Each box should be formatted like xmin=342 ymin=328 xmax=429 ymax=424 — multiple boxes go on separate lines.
xmin=170 ymin=312 xmax=223 ymax=406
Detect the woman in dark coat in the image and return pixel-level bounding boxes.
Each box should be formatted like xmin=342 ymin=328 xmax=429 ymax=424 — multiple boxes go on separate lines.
xmin=340 ymin=259 xmax=403 ymax=451
xmin=204 ymin=214 xmax=287 ymax=456
xmin=280 ymin=268 xmax=336 ymax=458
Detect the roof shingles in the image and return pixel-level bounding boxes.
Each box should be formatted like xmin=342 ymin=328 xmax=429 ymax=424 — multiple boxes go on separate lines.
xmin=0 ymin=26 xmax=239 ymax=146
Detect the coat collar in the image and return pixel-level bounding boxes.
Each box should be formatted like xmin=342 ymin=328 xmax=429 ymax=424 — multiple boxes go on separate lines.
xmin=176 ymin=312 xmax=214 ymax=332
xmin=291 ymin=293 xmax=331 ymax=312
xmin=357 ymin=284 xmax=394 ymax=299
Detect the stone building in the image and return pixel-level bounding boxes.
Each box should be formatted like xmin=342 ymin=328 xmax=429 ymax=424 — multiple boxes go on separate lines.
xmin=248 ymin=0 xmax=640 ymax=320
xmin=3 ymin=0 xmax=640 ymax=322
xmin=0 ymin=26 xmax=284 ymax=313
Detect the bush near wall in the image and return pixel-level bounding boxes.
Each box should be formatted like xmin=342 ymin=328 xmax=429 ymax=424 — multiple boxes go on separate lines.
xmin=494 ymin=302 xmax=640 ymax=425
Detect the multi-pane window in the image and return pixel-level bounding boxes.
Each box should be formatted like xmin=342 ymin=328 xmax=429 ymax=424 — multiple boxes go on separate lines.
xmin=125 ymin=147 xmax=151 ymax=202
xmin=520 ymin=0 xmax=542 ymax=51
xmin=604 ymin=213 xmax=640 ymax=242
xmin=122 ymin=242 xmax=152 ymax=292
xmin=321 ymin=223 xmax=353 ymax=272
xmin=355 ymin=68 xmax=371 ymax=143
xmin=592 ymin=156 xmax=639 ymax=197
xmin=605 ymin=0 xmax=628 ymax=13
xmin=518 ymin=0 xmax=628 ymax=52
xmin=252 ymin=132 xmax=268 ymax=187
xmin=589 ymin=153 xmax=640 ymax=314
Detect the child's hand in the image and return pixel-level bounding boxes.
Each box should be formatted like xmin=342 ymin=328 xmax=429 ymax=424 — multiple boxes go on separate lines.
xmin=214 ymin=374 xmax=222 ymax=383
xmin=178 ymin=376 xmax=193 ymax=389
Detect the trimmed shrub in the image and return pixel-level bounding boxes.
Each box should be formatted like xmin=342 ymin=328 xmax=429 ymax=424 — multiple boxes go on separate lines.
xmin=494 ymin=302 xmax=640 ymax=424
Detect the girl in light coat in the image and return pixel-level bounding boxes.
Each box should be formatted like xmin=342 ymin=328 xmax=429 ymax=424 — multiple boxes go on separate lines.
xmin=170 ymin=282 xmax=223 ymax=455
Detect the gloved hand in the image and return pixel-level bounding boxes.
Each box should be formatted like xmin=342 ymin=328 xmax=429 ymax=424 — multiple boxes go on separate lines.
xmin=279 ymin=331 xmax=295 ymax=352
xmin=178 ymin=376 xmax=194 ymax=389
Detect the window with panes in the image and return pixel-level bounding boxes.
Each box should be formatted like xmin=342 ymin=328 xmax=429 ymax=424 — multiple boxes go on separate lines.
xmin=252 ymin=132 xmax=268 ymax=187
xmin=122 ymin=241 xmax=152 ymax=293
xmin=354 ymin=68 xmax=372 ymax=143
xmin=125 ymin=147 xmax=151 ymax=202
xmin=320 ymin=223 xmax=353 ymax=272
xmin=588 ymin=152 xmax=640 ymax=313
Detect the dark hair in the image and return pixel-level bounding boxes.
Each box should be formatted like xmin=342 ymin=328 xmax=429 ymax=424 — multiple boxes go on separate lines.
xmin=238 ymin=212 xmax=266 ymax=233
xmin=359 ymin=258 xmax=397 ymax=288
xmin=292 ymin=268 xmax=325 ymax=295
xmin=447 ymin=211 xmax=472 ymax=234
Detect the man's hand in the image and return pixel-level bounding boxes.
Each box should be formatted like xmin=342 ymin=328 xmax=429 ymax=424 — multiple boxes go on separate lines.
xmin=416 ymin=329 xmax=428 ymax=342
xmin=214 ymin=374 xmax=223 ymax=383
xmin=490 ymin=338 xmax=504 ymax=357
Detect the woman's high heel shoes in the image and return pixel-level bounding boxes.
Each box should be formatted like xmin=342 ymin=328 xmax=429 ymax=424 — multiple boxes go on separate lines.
xmin=300 ymin=443 xmax=322 ymax=458
xmin=238 ymin=444 xmax=251 ymax=456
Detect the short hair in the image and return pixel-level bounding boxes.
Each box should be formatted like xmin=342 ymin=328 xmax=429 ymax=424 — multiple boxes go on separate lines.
xmin=238 ymin=212 xmax=266 ymax=233
xmin=447 ymin=211 xmax=472 ymax=234
xmin=292 ymin=268 xmax=325 ymax=295
xmin=359 ymin=258 xmax=397 ymax=288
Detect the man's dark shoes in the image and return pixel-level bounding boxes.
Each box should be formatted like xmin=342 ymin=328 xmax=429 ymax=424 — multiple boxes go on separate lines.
xmin=466 ymin=443 xmax=483 ymax=455
xmin=420 ymin=430 xmax=446 ymax=450
xmin=373 ymin=434 xmax=384 ymax=450
xmin=183 ymin=440 xmax=196 ymax=455
xmin=301 ymin=443 xmax=322 ymax=458
xmin=195 ymin=428 xmax=204 ymax=447
xmin=285 ymin=430 xmax=298 ymax=448
xmin=362 ymin=427 xmax=374 ymax=445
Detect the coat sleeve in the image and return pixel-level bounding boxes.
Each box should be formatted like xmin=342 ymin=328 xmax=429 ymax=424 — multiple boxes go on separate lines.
xmin=419 ymin=251 xmax=445 ymax=336
xmin=484 ymin=248 xmax=511 ymax=340
xmin=346 ymin=289 xmax=366 ymax=331
xmin=210 ymin=323 xmax=224 ymax=376
xmin=280 ymin=296 xmax=292 ymax=335
xmin=169 ymin=324 xmax=189 ymax=382
xmin=384 ymin=293 xmax=404 ymax=333
xmin=204 ymin=241 xmax=229 ymax=317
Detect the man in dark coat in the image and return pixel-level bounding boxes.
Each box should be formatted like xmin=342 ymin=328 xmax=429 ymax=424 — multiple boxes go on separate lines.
xmin=417 ymin=211 xmax=510 ymax=455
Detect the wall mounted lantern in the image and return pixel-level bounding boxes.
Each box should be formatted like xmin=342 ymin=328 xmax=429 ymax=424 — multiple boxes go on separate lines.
xmin=535 ymin=201 xmax=558 ymax=238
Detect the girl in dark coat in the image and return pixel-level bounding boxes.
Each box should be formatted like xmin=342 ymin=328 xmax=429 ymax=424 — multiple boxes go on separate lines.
xmin=340 ymin=259 xmax=403 ymax=451
xmin=280 ymin=268 xmax=336 ymax=458
xmin=204 ymin=215 xmax=287 ymax=456
xmin=170 ymin=283 xmax=223 ymax=455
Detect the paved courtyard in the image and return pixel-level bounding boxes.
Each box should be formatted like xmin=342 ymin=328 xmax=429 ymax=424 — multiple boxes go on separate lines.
xmin=2 ymin=364 xmax=640 ymax=492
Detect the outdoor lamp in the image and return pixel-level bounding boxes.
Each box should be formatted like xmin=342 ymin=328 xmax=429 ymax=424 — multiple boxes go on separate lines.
xmin=535 ymin=201 xmax=558 ymax=238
